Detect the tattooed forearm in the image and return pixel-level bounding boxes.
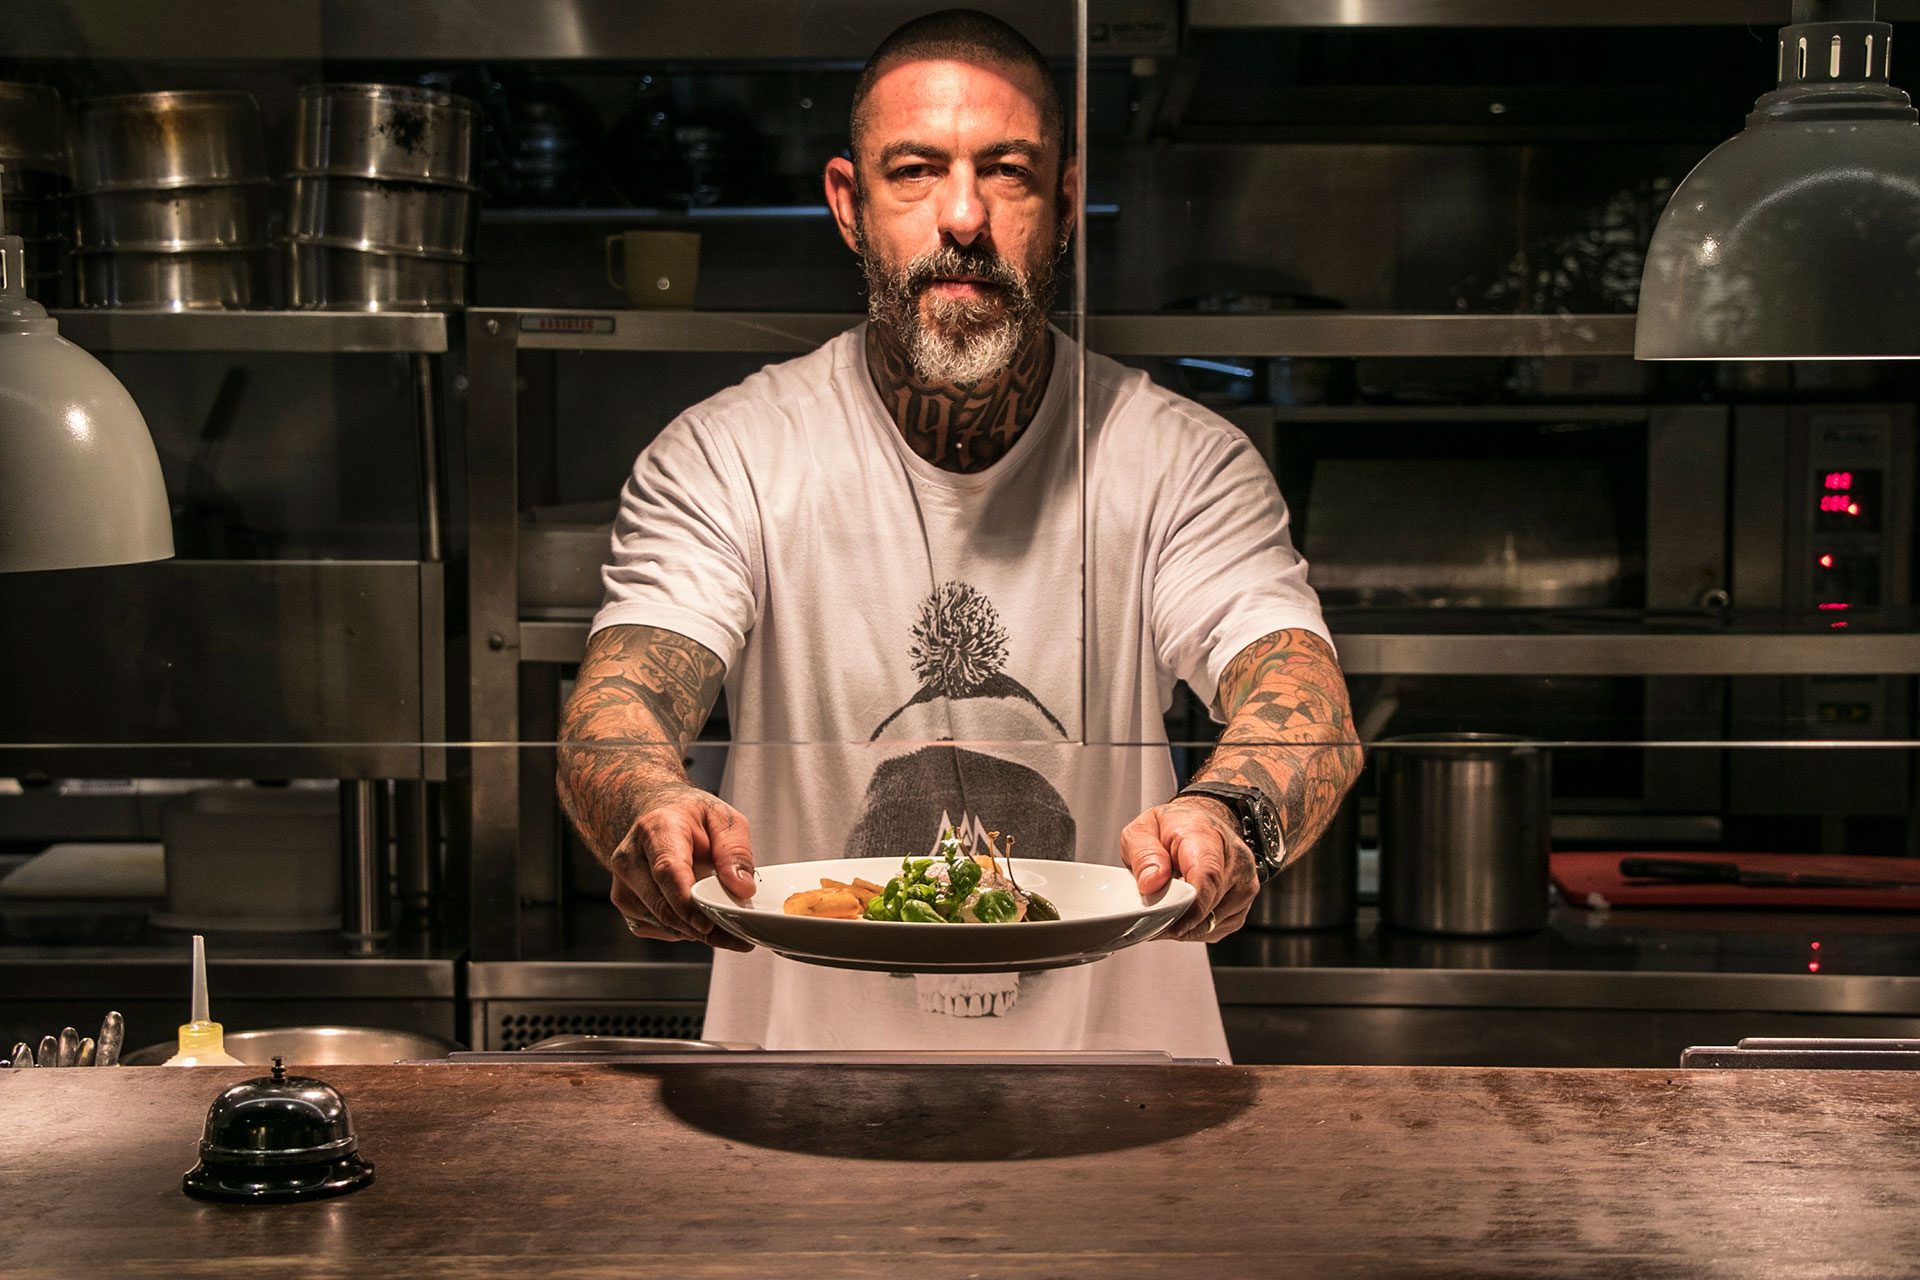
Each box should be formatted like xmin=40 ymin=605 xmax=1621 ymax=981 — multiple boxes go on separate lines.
xmin=1194 ymin=628 xmax=1363 ymax=867
xmin=865 ymin=321 xmax=1053 ymax=473
xmin=556 ymin=624 xmax=725 ymax=863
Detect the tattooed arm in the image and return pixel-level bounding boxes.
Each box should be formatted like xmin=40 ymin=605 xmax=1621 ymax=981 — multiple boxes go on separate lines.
xmin=1120 ymin=628 xmax=1361 ymax=943
xmin=556 ymin=624 xmax=756 ymax=949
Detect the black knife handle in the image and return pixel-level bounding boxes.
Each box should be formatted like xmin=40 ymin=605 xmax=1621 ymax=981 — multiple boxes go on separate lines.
xmin=1619 ymin=857 xmax=1741 ymax=883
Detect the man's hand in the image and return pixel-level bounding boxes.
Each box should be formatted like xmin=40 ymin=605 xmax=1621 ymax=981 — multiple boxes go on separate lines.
xmin=607 ymin=782 xmax=758 ymax=953
xmin=1120 ymin=796 xmax=1259 ymax=944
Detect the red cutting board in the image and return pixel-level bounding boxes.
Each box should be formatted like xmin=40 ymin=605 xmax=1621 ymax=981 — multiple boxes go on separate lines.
xmin=1552 ymin=852 xmax=1920 ymax=910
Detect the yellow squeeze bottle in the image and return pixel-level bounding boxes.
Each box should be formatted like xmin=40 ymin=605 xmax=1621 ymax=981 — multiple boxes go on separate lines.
xmin=162 ymin=935 xmax=245 ymax=1067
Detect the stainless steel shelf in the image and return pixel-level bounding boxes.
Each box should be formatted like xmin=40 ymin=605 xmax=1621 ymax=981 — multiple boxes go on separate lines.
xmin=51 ymin=310 xmax=449 ymax=355
xmin=517 ymin=616 xmax=1920 ymax=676
xmin=485 ymin=308 xmax=1638 ymax=358
xmin=1190 ymin=0 xmax=1920 ymax=27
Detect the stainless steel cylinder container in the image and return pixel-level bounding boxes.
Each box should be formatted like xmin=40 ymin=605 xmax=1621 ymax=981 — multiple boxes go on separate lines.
xmin=1247 ymin=794 xmax=1358 ymax=930
xmin=286 ymin=240 xmax=467 ymax=310
xmin=72 ymin=91 xmax=266 ymax=192
xmin=292 ymin=83 xmax=479 ymax=187
xmin=1376 ymin=733 xmax=1550 ymax=935
xmin=77 ymin=182 xmax=271 ymax=251
xmin=286 ymin=175 xmax=475 ymax=258
xmin=78 ymin=247 xmax=267 ymax=310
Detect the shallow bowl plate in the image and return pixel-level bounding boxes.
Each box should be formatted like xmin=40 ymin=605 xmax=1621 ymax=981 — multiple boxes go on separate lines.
xmin=692 ymin=856 xmax=1194 ymax=973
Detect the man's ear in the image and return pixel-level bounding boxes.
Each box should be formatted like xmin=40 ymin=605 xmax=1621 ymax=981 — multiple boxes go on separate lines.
xmin=824 ymin=155 xmax=862 ymax=255
xmin=1056 ymin=154 xmax=1081 ymax=248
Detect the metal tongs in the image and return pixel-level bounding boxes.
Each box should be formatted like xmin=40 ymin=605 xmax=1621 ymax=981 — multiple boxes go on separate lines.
xmin=1620 ymin=857 xmax=1920 ymax=891
xmin=8 ymin=1012 xmax=125 ymax=1067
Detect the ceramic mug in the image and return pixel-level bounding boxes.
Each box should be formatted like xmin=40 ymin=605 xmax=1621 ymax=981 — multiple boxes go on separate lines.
xmin=605 ymin=229 xmax=700 ymax=308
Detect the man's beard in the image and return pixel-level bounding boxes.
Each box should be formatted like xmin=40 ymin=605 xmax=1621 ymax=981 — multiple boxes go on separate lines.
xmin=858 ymin=219 xmax=1056 ymax=386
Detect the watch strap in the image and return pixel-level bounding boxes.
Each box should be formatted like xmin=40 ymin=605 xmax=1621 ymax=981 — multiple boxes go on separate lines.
xmin=1175 ymin=781 xmax=1283 ymax=883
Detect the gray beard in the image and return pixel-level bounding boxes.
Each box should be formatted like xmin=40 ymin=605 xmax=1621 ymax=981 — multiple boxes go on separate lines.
xmin=901 ymin=293 xmax=1025 ymax=384
xmin=857 ymin=224 xmax=1054 ymax=385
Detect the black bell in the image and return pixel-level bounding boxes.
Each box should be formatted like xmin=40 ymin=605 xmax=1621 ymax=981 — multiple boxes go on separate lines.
xmin=182 ymin=1056 xmax=374 ymax=1204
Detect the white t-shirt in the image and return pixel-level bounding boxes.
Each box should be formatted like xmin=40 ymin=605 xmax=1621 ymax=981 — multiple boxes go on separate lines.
xmin=592 ymin=325 xmax=1328 ymax=1060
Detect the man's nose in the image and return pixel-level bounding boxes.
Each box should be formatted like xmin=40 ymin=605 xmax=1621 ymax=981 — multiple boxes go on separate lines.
xmin=937 ymin=172 xmax=988 ymax=246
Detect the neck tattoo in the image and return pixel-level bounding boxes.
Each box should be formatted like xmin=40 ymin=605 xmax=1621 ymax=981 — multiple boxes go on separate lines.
xmin=865 ymin=322 xmax=1054 ymax=474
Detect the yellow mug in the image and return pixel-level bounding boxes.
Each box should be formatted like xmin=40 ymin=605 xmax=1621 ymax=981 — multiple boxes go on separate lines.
xmin=605 ymin=229 xmax=700 ymax=308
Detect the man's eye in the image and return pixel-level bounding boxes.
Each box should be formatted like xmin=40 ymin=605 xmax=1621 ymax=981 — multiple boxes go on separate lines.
xmin=891 ymin=164 xmax=935 ymax=180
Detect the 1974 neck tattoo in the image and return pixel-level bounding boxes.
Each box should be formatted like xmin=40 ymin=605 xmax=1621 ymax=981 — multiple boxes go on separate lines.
xmin=865 ymin=322 xmax=1053 ymax=474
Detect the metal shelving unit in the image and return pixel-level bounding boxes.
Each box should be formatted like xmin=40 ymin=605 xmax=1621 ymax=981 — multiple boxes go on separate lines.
xmin=49 ymin=309 xmax=448 ymax=354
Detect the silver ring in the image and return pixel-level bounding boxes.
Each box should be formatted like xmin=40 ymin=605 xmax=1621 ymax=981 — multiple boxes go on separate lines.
xmin=623 ymin=915 xmax=652 ymax=937
xmin=1204 ymin=911 xmax=1218 ymax=935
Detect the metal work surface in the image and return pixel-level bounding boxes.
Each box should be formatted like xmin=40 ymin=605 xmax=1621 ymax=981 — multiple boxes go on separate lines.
xmin=1192 ymin=0 xmax=1920 ymax=25
xmin=4 ymin=1063 xmax=1917 ymax=1278
xmin=48 ymin=309 xmax=448 ymax=354
xmin=490 ymin=308 xmax=1639 ymax=357
xmin=516 ymin=611 xmax=1920 ymax=676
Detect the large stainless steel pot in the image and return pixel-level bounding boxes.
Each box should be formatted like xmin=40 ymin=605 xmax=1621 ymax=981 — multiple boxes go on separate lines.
xmin=286 ymin=240 xmax=466 ymax=310
xmin=286 ymin=175 xmax=474 ymax=258
xmin=1247 ymin=794 xmax=1358 ymax=930
xmin=77 ymin=183 xmax=271 ymax=252
xmin=72 ymin=91 xmax=265 ymax=192
xmin=123 ymin=1026 xmax=460 ymax=1066
xmin=1375 ymin=733 xmax=1550 ymax=935
xmin=78 ymin=248 xmax=267 ymax=310
xmin=0 ymin=82 xmax=66 ymax=170
xmin=292 ymin=83 xmax=479 ymax=187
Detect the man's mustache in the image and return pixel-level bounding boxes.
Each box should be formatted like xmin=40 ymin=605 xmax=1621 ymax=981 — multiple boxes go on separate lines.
xmin=894 ymin=244 xmax=1028 ymax=300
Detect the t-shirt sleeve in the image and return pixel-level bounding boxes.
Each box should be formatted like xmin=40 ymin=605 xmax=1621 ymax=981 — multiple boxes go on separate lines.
xmin=590 ymin=413 xmax=759 ymax=673
xmin=1151 ymin=422 xmax=1331 ymax=719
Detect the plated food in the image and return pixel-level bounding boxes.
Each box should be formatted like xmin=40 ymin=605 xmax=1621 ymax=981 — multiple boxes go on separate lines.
xmin=782 ymin=830 xmax=1059 ymax=924
xmin=695 ymin=847 xmax=1196 ymax=974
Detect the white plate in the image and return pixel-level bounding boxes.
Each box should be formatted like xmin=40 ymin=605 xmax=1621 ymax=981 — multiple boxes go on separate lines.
xmin=691 ymin=856 xmax=1195 ymax=973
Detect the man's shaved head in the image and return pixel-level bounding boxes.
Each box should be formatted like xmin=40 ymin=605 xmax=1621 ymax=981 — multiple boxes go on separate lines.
xmin=849 ymin=9 xmax=1064 ymax=167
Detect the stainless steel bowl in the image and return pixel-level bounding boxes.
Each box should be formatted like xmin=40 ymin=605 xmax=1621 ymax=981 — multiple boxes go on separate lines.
xmin=0 ymin=82 xmax=66 ymax=169
xmin=286 ymin=240 xmax=466 ymax=311
xmin=287 ymin=175 xmax=474 ymax=258
xmin=72 ymin=91 xmax=266 ymax=193
xmin=78 ymin=247 xmax=268 ymax=310
xmin=77 ymin=182 xmax=271 ymax=251
xmin=292 ymin=83 xmax=479 ymax=187
xmin=122 ymin=1025 xmax=461 ymax=1066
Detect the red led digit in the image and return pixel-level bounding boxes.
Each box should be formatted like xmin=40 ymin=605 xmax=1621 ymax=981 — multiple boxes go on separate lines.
xmin=1824 ymin=471 xmax=1853 ymax=490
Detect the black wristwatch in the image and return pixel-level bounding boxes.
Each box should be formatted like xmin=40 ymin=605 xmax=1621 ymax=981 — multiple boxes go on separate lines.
xmin=1175 ymin=782 xmax=1286 ymax=884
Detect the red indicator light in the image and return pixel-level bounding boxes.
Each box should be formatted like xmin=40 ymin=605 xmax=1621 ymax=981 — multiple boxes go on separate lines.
xmin=1811 ymin=941 xmax=1821 ymax=950
xmin=1808 ymin=961 xmax=1822 ymax=973
xmin=1832 ymin=620 xmax=1850 ymax=629
xmin=1817 ymin=601 xmax=1851 ymax=610
xmin=1818 ymin=554 xmax=1835 ymax=568
xmin=1824 ymin=471 xmax=1853 ymax=491
xmin=1820 ymin=494 xmax=1851 ymax=513
xmin=1847 ymin=502 xmax=1861 ymax=517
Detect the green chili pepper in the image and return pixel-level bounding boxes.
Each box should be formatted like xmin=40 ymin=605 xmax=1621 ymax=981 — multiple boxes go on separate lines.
xmin=1025 ymin=893 xmax=1060 ymax=922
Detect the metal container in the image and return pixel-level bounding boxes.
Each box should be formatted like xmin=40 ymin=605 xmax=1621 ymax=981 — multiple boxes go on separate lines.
xmin=0 ymin=82 xmax=66 ymax=170
xmin=1376 ymin=733 xmax=1550 ymax=935
xmin=286 ymin=240 xmax=466 ymax=311
xmin=292 ymin=83 xmax=479 ymax=188
xmin=1247 ymin=794 xmax=1358 ymax=930
xmin=77 ymin=182 xmax=271 ymax=251
xmin=78 ymin=247 xmax=267 ymax=310
xmin=286 ymin=175 xmax=474 ymax=258
xmin=123 ymin=1026 xmax=460 ymax=1066
xmin=71 ymin=91 xmax=265 ymax=192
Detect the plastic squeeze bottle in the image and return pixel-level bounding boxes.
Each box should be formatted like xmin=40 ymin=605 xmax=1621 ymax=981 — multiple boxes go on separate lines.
xmin=161 ymin=935 xmax=245 ymax=1066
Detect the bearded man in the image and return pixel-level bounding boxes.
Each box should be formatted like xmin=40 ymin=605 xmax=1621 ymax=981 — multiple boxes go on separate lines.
xmin=558 ymin=9 xmax=1361 ymax=1057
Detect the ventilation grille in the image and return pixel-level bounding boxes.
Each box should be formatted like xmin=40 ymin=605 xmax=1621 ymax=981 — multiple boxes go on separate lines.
xmin=486 ymin=1002 xmax=706 ymax=1050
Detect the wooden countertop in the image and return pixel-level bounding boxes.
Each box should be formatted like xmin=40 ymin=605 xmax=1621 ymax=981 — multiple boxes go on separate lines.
xmin=3 ymin=1063 xmax=1917 ymax=1278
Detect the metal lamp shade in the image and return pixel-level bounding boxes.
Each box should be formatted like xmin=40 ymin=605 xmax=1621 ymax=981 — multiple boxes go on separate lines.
xmin=1637 ymin=7 xmax=1920 ymax=360
xmin=0 ymin=316 xmax=174 ymax=572
xmin=1637 ymin=119 xmax=1920 ymax=360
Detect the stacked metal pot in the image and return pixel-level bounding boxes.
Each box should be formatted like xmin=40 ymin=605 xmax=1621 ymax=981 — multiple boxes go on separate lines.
xmin=70 ymin=92 xmax=272 ymax=310
xmin=0 ymin=83 xmax=74 ymax=304
xmin=286 ymin=84 xmax=478 ymax=310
